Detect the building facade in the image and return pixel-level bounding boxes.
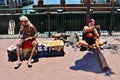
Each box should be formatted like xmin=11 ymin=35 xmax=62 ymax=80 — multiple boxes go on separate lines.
xmin=0 ymin=0 xmax=33 ymax=6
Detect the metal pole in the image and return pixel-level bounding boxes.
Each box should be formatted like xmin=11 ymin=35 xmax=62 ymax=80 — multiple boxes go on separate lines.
xmin=60 ymin=0 xmax=65 ymax=7
xmin=10 ymin=0 xmax=16 ymax=17
xmin=86 ymin=0 xmax=90 ymax=25
xmin=47 ymin=5 xmax=51 ymax=37
xmin=109 ymin=0 xmax=116 ymax=36
xmin=10 ymin=0 xmax=12 ymax=15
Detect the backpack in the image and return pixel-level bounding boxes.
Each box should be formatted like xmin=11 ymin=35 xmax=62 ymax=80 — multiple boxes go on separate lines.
xmin=66 ymin=32 xmax=79 ymax=45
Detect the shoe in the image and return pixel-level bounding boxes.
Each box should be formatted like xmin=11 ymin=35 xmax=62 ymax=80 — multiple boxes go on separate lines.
xmin=27 ymin=62 xmax=32 ymax=68
xmin=32 ymin=58 xmax=39 ymax=63
xmin=14 ymin=63 xmax=22 ymax=69
xmin=80 ymin=46 xmax=87 ymax=51
xmin=104 ymin=41 xmax=107 ymax=44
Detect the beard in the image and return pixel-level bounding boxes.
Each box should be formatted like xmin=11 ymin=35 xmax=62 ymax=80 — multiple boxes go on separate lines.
xmin=22 ymin=22 xmax=29 ymax=26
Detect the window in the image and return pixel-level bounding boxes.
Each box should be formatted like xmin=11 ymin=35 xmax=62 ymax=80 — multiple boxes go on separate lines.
xmin=93 ymin=0 xmax=111 ymax=4
xmin=34 ymin=0 xmax=38 ymax=5
xmin=43 ymin=0 xmax=60 ymax=5
xmin=116 ymin=0 xmax=120 ymax=4
xmin=65 ymin=0 xmax=81 ymax=4
xmin=95 ymin=0 xmax=107 ymax=4
xmin=0 ymin=0 xmax=5 ymax=5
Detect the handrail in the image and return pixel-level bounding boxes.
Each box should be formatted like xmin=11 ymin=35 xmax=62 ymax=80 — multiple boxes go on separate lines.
xmin=0 ymin=6 xmax=119 ymax=11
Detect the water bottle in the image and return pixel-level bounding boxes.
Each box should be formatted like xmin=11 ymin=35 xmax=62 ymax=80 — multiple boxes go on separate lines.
xmin=74 ymin=45 xmax=77 ymax=51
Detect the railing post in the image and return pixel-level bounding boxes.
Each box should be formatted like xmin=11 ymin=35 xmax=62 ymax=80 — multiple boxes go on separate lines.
xmin=60 ymin=0 xmax=65 ymax=7
xmin=47 ymin=5 xmax=51 ymax=38
xmin=109 ymin=0 xmax=116 ymax=36
xmin=86 ymin=0 xmax=90 ymax=25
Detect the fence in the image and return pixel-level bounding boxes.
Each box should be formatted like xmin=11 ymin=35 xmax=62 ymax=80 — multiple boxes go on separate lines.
xmin=0 ymin=7 xmax=120 ymax=37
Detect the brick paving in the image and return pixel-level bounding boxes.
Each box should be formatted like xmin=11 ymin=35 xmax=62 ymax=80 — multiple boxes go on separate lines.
xmin=0 ymin=36 xmax=120 ymax=80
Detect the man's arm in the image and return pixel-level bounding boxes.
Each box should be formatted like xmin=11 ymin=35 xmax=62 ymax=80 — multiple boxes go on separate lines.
xmin=18 ymin=26 xmax=23 ymax=39
xmin=83 ymin=26 xmax=95 ymax=33
xmin=93 ymin=28 xmax=99 ymax=39
xmin=32 ymin=27 xmax=38 ymax=39
xmin=27 ymin=24 xmax=38 ymax=40
xmin=83 ymin=26 xmax=99 ymax=39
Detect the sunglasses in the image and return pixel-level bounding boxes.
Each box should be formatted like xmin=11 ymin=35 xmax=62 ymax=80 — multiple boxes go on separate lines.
xmin=20 ymin=20 xmax=28 ymax=22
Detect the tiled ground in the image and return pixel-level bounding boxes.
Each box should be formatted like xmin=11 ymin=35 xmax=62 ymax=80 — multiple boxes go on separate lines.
xmin=0 ymin=36 xmax=120 ymax=80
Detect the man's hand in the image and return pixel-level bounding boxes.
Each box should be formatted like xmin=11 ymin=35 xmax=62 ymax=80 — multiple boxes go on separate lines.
xmin=93 ymin=28 xmax=97 ymax=33
xmin=83 ymin=26 xmax=95 ymax=32
xmin=19 ymin=35 xmax=23 ymax=39
xmin=95 ymin=25 xmax=100 ymax=29
xmin=25 ymin=37 xmax=33 ymax=41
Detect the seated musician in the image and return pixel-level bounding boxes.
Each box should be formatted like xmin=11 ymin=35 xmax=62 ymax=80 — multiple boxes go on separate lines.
xmin=14 ymin=15 xmax=38 ymax=69
xmin=74 ymin=19 xmax=107 ymax=51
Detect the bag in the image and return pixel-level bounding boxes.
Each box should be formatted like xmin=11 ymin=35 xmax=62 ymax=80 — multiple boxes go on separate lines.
xmin=66 ymin=32 xmax=79 ymax=46
xmin=7 ymin=45 xmax=17 ymax=62
xmin=37 ymin=40 xmax=65 ymax=57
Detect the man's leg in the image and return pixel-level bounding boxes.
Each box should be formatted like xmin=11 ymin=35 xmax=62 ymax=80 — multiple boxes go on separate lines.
xmin=27 ymin=40 xmax=37 ymax=67
xmin=99 ymin=40 xmax=107 ymax=46
xmin=73 ymin=40 xmax=89 ymax=51
xmin=79 ymin=40 xmax=89 ymax=49
xmin=77 ymin=40 xmax=97 ymax=50
xmin=14 ymin=40 xmax=22 ymax=69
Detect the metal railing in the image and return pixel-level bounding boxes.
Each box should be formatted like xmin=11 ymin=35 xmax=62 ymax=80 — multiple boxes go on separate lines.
xmin=0 ymin=7 xmax=120 ymax=37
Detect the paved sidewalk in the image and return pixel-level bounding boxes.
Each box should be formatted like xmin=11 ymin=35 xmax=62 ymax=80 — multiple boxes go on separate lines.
xmin=0 ymin=37 xmax=120 ymax=80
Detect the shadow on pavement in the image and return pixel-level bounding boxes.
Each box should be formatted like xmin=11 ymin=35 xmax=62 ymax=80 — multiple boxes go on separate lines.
xmin=70 ymin=52 xmax=103 ymax=73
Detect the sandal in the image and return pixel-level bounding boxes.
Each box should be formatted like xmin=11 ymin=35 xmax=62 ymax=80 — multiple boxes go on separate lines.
xmin=14 ymin=63 xmax=22 ymax=69
xmin=27 ymin=62 xmax=32 ymax=68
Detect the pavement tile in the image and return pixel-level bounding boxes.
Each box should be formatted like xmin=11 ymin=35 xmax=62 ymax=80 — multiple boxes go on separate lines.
xmin=0 ymin=37 xmax=120 ymax=80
